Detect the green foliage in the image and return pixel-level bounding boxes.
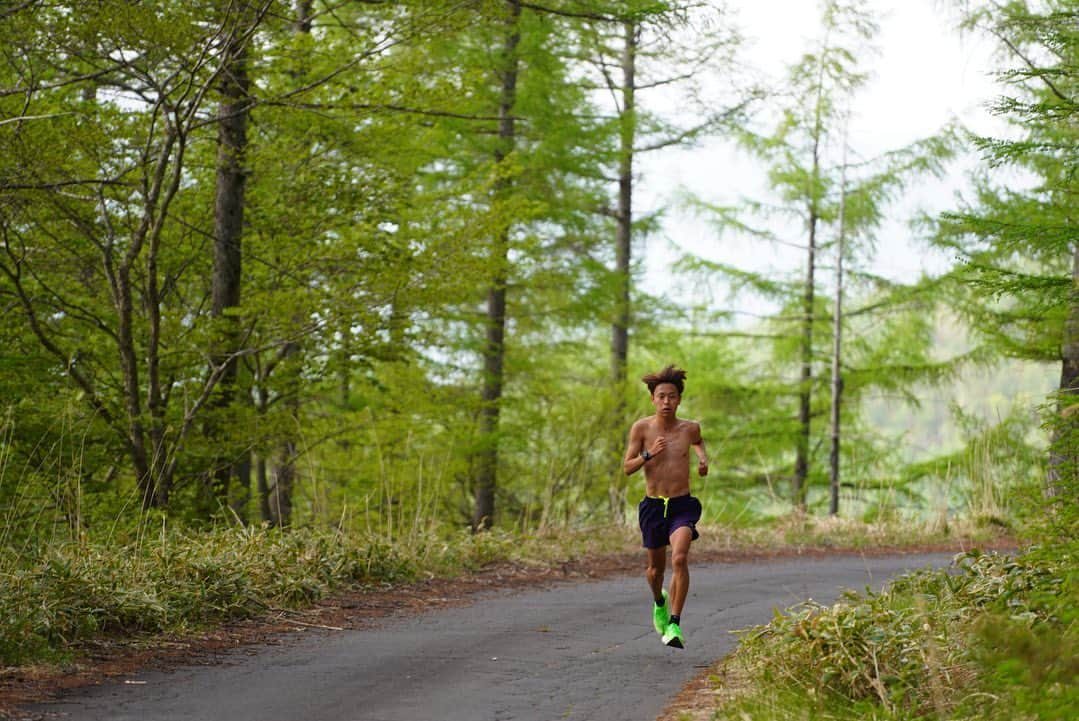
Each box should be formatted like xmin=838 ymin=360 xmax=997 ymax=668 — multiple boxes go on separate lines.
xmin=0 ymin=0 xmax=642 ymax=529
xmin=896 ymin=403 xmax=1045 ymax=529
xmin=0 ymin=0 xmax=1019 ymax=542
xmin=696 ymin=3 xmax=1079 ymax=717
xmin=2 ymin=7 xmax=1070 ymax=718
xmin=933 ymin=0 xmax=1079 ymax=368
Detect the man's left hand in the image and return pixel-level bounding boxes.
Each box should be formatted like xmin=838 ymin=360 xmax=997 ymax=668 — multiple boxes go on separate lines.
xmin=698 ymin=459 xmax=708 ymax=477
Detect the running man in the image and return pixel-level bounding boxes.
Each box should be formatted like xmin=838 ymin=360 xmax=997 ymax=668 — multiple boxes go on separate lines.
xmin=623 ymin=365 xmax=709 ymax=648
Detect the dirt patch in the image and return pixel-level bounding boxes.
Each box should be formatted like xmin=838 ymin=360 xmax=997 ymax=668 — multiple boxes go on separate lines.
xmin=0 ymin=538 xmax=1017 ymax=720
xmin=656 ymin=658 xmax=749 ymax=721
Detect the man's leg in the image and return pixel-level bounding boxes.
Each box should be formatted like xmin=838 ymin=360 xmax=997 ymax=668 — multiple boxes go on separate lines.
xmin=646 ymin=545 xmax=670 ymax=636
xmin=646 ymin=546 xmax=666 ymax=603
xmin=668 ymin=526 xmax=693 ymax=618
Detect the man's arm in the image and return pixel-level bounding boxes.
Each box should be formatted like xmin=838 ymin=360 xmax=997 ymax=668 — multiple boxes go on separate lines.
xmin=624 ymin=420 xmax=667 ymax=475
xmin=623 ymin=421 xmax=645 ymax=475
xmin=623 ymin=421 xmax=654 ymax=476
xmin=691 ymin=422 xmax=709 ymax=477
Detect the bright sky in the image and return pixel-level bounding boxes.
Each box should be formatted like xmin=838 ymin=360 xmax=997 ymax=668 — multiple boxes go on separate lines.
xmin=639 ymin=0 xmax=1004 ymax=314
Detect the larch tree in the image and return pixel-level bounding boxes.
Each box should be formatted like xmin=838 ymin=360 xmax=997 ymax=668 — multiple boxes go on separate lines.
xmin=577 ymin=1 xmax=751 ymax=515
xmin=680 ymin=0 xmax=956 ymax=512
xmin=472 ymin=0 xmax=523 ymax=531
xmin=721 ymin=0 xmax=878 ymax=510
xmin=936 ymin=0 xmax=1079 ymax=501
xmin=397 ymin=1 xmax=635 ymax=530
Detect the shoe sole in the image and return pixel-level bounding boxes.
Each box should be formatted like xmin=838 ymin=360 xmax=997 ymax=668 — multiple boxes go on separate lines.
xmin=663 ymin=635 xmax=684 ymax=649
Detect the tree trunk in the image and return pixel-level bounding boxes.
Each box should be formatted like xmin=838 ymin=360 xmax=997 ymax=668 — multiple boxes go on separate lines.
xmin=257 ymin=454 xmax=272 ymax=523
xmin=232 ymin=451 xmax=252 ymax=523
xmin=1047 ymin=240 xmax=1079 ymax=497
xmin=795 ymin=189 xmax=817 ymax=512
xmin=611 ymin=20 xmax=636 ymax=394
xmin=607 ymin=20 xmax=638 ymax=520
xmin=294 ymin=0 xmax=312 ymax=33
xmin=795 ymin=224 xmax=815 ymax=512
xmin=258 ymin=0 xmax=315 ymax=528
xmin=269 ymin=438 xmax=296 ymax=527
xmin=828 ymin=150 xmax=848 ymax=516
xmin=208 ymin=9 xmax=251 ymax=510
xmin=115 ymin=256 xmax=155 ymax=508
xmin=794 ymin=57 xmax=829 ymax=513
xmin=473 ymin=0 xmax=521 ymax=531
xmin=117 ymin=123 xmax=185 ymax=509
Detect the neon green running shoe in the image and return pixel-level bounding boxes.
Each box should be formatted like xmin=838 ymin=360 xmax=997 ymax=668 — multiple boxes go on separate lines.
xmin=662 ymin=621 xmax=685 ymax=649
xmin=652 ymin=589 xmax=670 ymax=635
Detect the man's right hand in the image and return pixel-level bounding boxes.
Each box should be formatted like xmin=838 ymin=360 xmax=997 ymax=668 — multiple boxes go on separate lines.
xmin=649 ymin=436 xmax=667 ymax=457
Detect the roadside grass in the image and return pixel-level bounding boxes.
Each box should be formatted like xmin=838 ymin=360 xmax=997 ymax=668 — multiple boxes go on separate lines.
xmin=0 ymin=510 xmax=1010 ymax=669
xmin=700 ymin=540 xmax=1076 ymax=721
xmin=0 ymin=520 xmax=639 ymax=667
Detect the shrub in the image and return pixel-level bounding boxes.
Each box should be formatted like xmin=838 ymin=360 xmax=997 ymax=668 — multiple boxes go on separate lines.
xmin=728 ymin=548 xmax=1075 ymax=719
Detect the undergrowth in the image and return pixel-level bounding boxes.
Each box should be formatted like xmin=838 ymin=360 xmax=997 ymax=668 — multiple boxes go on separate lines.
xmin=711 ymin=543 xmax=1076 ymax=720
xmin=0 ymin=511 xmax=1004 ymax=669
xmin=0 ymin=522 xmax=627 ymax=666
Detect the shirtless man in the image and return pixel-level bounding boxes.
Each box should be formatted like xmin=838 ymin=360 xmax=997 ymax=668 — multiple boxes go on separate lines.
xmin=623 ymin=365 xmax=709 ymax=648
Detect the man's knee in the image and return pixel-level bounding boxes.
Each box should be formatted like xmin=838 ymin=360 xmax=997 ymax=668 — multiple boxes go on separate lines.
xmin=671 ymin=549 xmax=688 ymax=571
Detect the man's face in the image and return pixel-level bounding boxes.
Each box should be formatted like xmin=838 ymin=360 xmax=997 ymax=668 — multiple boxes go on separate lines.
xmin=651 ymin=382 xmax=681 ymax=417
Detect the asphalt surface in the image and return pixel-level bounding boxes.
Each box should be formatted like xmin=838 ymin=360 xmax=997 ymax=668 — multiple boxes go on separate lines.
xmin=26 ymin=552 xmax=959 ymax=721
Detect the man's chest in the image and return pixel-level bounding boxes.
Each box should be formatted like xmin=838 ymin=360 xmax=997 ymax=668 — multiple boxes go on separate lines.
xmin=645 ymin=425 xmax=691 ymax=454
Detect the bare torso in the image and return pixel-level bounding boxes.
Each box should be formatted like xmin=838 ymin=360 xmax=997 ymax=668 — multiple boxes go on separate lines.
xmin=631 ymin=416 xmax=701 ymax=498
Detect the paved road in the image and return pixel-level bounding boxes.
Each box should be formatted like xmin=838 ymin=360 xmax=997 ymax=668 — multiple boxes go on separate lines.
xmin=27 ymin=552 xmax=958 ymax=721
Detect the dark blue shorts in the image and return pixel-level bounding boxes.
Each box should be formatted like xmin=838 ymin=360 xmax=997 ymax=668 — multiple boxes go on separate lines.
xmin=638 ymin=494 xmax=702 ymax=549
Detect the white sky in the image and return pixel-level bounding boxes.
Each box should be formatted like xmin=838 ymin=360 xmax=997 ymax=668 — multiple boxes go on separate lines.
xmin=638 ymin=0 xmax=1005 ymax=314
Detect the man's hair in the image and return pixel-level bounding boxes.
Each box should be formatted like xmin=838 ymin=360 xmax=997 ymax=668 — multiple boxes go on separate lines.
xmin=642 ymin=365 xmax=687 ymax=395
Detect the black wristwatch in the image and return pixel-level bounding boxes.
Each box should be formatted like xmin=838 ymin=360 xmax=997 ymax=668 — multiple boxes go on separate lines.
xmin=641 ymin=450 xmax=652 ymax=462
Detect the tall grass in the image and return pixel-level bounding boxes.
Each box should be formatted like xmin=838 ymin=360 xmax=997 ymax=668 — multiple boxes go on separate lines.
xmin=0 ymin=515 xmax=639 ymax=667
xmin=710 ymin=548 xmax=1075 ymax=720
xmin=0 ymin=402 xmax=634 ymax=667
xmin=0 ymin=523 xmax=404 ymax=665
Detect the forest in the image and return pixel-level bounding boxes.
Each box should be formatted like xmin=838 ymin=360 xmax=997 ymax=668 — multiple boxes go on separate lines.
xmin=0 ymin=0 xmax=1076 ymax=716
xmin=2 ymin=0 xmax=1064 ymax=535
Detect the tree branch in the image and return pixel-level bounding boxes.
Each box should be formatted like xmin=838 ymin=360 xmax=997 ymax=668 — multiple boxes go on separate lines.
xmin=0 ymin=0 xmax=39 ymax=20
xmin=264 ymin=99 xmax=504 ymax=122
xmin=0 ymin=228 xmax=116 ymax=427
xmin=519 ymin=2 xmax=620 ymax=22
xmin=993 ymin=27 xmax=1075 ymax=105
